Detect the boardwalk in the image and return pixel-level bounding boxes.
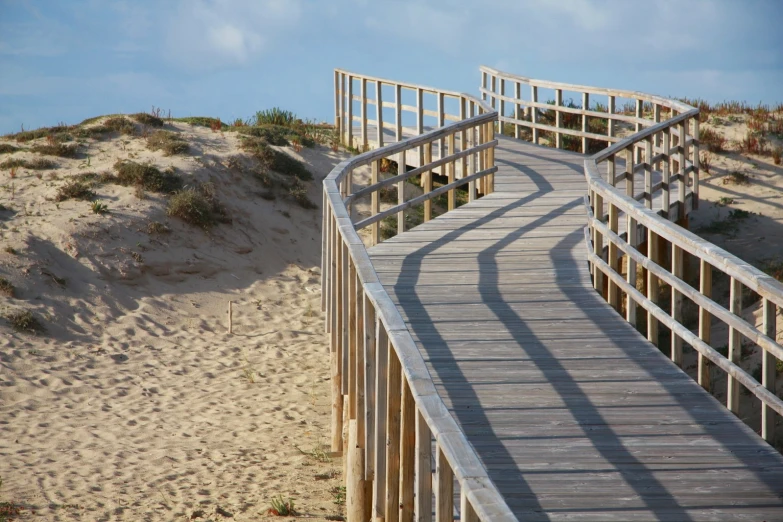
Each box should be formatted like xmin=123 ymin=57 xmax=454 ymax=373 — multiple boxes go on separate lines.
xmin=366 ymin=136 xmax=783 ymax=520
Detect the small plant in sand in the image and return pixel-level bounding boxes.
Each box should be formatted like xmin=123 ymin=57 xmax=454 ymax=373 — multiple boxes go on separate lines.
xmin=255 ymin=108 xmax=297 ymax=127
xmin=31 ymin=142 xmax=78 ymax=158
xmin=0 ymin=499 xmax=24 ymax=521
xmin=700 ymin=127 xmax=726 ymax=153
xmin=723 ymin=170 xmax=750 ymax=185
xmin=288 ymin=178 xmax=316 ymax=209
xmin=4 ymin=247 xmax=17 ymax=255
xmin=146 ymin=221 xmax=170 ymax=234
xmin=773 ymin=145 xmax=782 ymax=166
xmin=239 ymin=137 xmax=313 ymax=180
xmin=2 ymin=158 xmax=56 ymax=171
xmin=146 ymin=130 xmax=189 ymax=156
xmin=103 ymin=116 xmax=136 ymax=135
xmin=0 ymin=277 xmax=15 ymax=297
xmin=330 ymin=486 xmax=346 ymax=506
xmin=295 ymin=443 xmax=331 ymax=463
xmin=0 ymin=144 xmax=19 ymax=155
xmin=267 ymin=495 xmax=297 ymax=517
xmin=5 ymin=309 xmax=45 ymax=333
xmin=716 ymin=196 xmax=734 ymax=207
xmin=166 ymin=182 xmax=227 ymax=229
xmin=113 ymin=160 xmax=182 ymax=193
xmin=55 ymin=180 xmax=96 ymax=202
xmin=130 ymin=112 xmax=164 ymax=128
xmin=700 ymin=151 xmax=712 ymax=174
xmin=209 ymin=117 xmax=223 ymax=132
xmin=90 ymin=201 xmax=109 ymax=215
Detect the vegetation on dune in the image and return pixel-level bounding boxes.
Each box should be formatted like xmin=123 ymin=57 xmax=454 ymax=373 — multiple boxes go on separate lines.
xmin=0 ymin=144 xmax=19 ymax=154
xmin=167 ymin=182 xmax=228 ymax=229
xmin=112 ymin=160 xmax=182 ymax=193
xmin=55 ymin=179 xmax=97 ymax=202
xmin=0 ymin=277 xmax=15 ymax=298
xmin=5 ymin=309 xmax=45 ymax=333
xmin=130 ymin=112 xmax=164 ymax=127
xmin=0 ymin=157 xmax=57 ymax=170
xmin=31 ymin=142 xmax=79 ymax=158
xmin=239 ymin=136 xmax=312 ymax=180
xmin=146 ymin=130 xmax=189 ymax=156
xmin=173 ymin=116 xmax=228 ymax=130
xmin=103 ymin=116 xmax=136 ymax=135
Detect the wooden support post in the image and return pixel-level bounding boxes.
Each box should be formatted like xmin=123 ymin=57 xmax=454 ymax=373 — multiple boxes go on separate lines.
xmin=376 ymin=81 xmax=384 ymax=148
xmin=608 ymin=203 xmax=620 ymax=310
xmin=371 ymin=160 xmax=380 ymax=245
xmin=423 ymin=142 xmax=433 ymax=222
xmin=373 ymin=320 xmax=389 ymax=519
xmin=499 ymin=78 xmax=505 ymax=125
xmin=332 ymin=236 xmax=344 ymax=452
xmin=415 ymin=411 xmax=432 ymax=522
xmin=416 ymin=88 xmax=424 ymax=136
xmin=347 ymin=420 xmax=367 ymax=522
xmin=361 ymin=78 xmax=368 ymax=149
xmin=490 ymin=75 xmax=496 ymax=109
xmin=385 ymin=347 xmax=402 ymax=522
xmin=592 ymin=192 xmax=604 ymax=294
xmin=647 ymin=229 xmax=659 ymax=346
xmin=728 ymin=277 xmax=742 ymax=414
xmin=693 ymin=118 xmax=700 ymax=209
xmin=347 ymin=75 xmax=354 ymax=148
xmin=398 ymin=150 xmax=406 ymax=234
xmin=355 ymin=280 xmax=366 ymax=442
xmin=762 ymin=298 xmax=777 ymax=442
xmin=488 ymin=123 xmax=495 ymax=194
xmin=635 ymin=98 xmax=643 ymax=133
xmin=607 ymin=95 xmax=615 ymax=140
xmin=626 ymin=216 xmax=638 ymax=326
xmin=339 ymin=72 xmax=346 ymax=146
xmin=514 ymin=81 xmax=521 ymax=140
xmin=644 ymin=137 xmax=653 ymax=210
xmin=698 ymin=260 xmax=712 ymax=390
xmin=678 ymin=121 xmax=687 ymax=220
xmin=468 ymin=106 xmax=476 ymax=202
xmin=671 ymin=244 xmax=684 ymax=365
xmin=348 ymin=262 xmax=357 ymax=417
xmin=555 ymin=88 xmax=563 ymax=149
xmin=662 ymin=127 xmax=671 ymax=214
xmin=461 ymin=491 xmax=478 ymax=522
xmin=582 ymin=92 xmax=590 ymax=153
xmin=531 ymin=85 xmax=539 ymax=144
xmin=395 ymin=84 xmax=402 ymax=142
xmin=363 ymin=295 xmax=376 ymax=481
xmin=399 ymin=379 xmax=415 ymax=522
xmin=625 ymin=146 xmax=634 ymax=200
xmin=435 ymin=446 xmax=453 ymax=522
xmin=438 ymin=93 xmax=445 ymax=161
xmin=448 ymin=133 xmax=456 ymax=209
xmin=335 ymin=71 xmax=342 ymax=144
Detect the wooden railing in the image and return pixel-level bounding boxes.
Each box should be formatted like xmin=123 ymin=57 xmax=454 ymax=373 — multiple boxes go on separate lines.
xmin=322 ymin=70 xmax=514 ymax=522
xmin=480 ymin=66 xmax=700 ymax=220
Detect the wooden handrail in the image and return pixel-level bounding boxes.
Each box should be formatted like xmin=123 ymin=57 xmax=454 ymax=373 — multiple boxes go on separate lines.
xmin=324 ymin=69 xmax=515 ymax=522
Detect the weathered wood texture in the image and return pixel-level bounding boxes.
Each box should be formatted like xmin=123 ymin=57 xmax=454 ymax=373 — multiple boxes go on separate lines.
xmin=367 ymin=136 xmax=783 ymax=520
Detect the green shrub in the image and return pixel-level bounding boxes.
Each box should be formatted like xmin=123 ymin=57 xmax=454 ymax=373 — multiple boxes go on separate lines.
xmin=55 ymin=180 xmax=96 ymax=201
xmin=239 ymin=137 xmax=312 ymax=180
xmin=288 ymin=178 xmax=316 ymax=209
xmin=103 ymin=116 xmax=136 ymax=135
xmin=131 ymin=112 xmax=164 ymax=127
xmin=167 ymin=183 xmax=227 ymax=229
xmin=0 ymin=144 xmax=19 ymax=154
xmin=173 ymin=116 xmax=226 ymax=129
xmin=0 ymin=158 xmax=56 ymax=170
xmin=31 ymin=142 xmax=78 ymax=158
xmin=8 ymin=124 xmax=71 ymax=143
xmin=5 ymin=309 xmax=44 ymax=333
xmin=255 ymin=108 xmax=297 ymax=127
xmin=112 ymin=160 xmax=182 ymax=193
xmin=146 ymin=130 xmax=188 ymax=156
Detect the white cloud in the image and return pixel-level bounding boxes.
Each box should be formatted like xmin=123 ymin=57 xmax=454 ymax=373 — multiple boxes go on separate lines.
xmin=164 ymin=0 xmax=302 ymax=71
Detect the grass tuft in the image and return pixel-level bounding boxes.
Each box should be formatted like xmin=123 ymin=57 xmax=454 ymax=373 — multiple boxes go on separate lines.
xmin=255 ymin=108 xmax=298 ymax=127
xmin=239 ymin=137 xmax=312 ymax=180
xmin=0 ymin=158 xmax=57 ymax=170
xmin=166 ymin=183 xmax=227 ymax=229
xmin=55 ymin=180 xmax=96 ymax=202
xmin=173 ymin=116 xmax=227 ymax=130
xmin=0 ymin=277 xmax=15 ymax=297
xmin=31 ymin=142 xmax=78 ymax=158
xmin=5 ymin=309 xmax=45 ymax=333
xmin=0 ymin=144 xmax=19 ymax=155
xmin=146 ymin=130 xmax=189 ymax=156
xmin=267 ymin=495 xmax=297 ymax=517
xmin=147 ymin=221 xmax=170 ymax=234
xmin=113 ymin=160 xmax=182 ymax=193
xmin=131 ymin=113 xmax=164 ymax=127
xmin=103 ymin=116 xmax=136 ymax=135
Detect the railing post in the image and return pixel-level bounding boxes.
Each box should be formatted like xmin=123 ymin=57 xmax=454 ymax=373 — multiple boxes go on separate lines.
xmin=332 ymin=236 xmax=345 ymax=452
xmin=361 ymin=78 xmax=368 ymax=149
xmin=698 ymin=260 xmax=712 ymax=390
xmin=608 ymin=202 xmax=620 ymax=310
xmin=514 ymin=81 xmax=522 ymax=140
xmin=395 ymin=84 xmax=403 ymax=142
xmin=461 ymin=491 xmax=478 ymax=522
xmin=531 ymin=85 xmax=539 ymax=144
xmin=647 ymin=229 xmax=659 ymax=346
xmin=398 ymin=150 xmax=406 ymax=234
xmin=347 ymin=419 xmax=367 ymax=522
xmin=376 ymin=81 xmax=385 ymax=148
xmin=555 ymin=88 xmax=563 ymax=149
xmin=437 ymin=92 xmax=445 ymax=161
xmin=644 ymin=137 xmax=653 ymax=210
xmin=363 ymin=295 xmax=376 ymax=482
xmin=692 ymin=117 xmax=700 ymax=209
xmin=727 ymin=277 xmax=742 ymax=414
xmin=435 ymin=446 xmax=453 ymax=522
xmin=499 ymin=78 xmax=505 ymax=129
xmin=371 ymin=160 xmax=380 ymax=245
xmin=635 ymin=99 xmax=643 ymax=133
xmin=347 ymin=75 xmax=354 ymax=148
xmin=385 ymin=348 xmax=402 ymax=522
xmin=762 ymin=298 xmax=777 ymax=442
xmin=607 ymin=95 xmax=615 ymax=141
xmin=400 ymin=379 xmax=415 ymax=522
xmin=678 ymin=121 xmax=687 ymax=221
xmin=582 ymin=92 xmax=590 ymax=153
xmin=415 ymin=411 xmax=433 ymax=522
xmin=468 ymin=103 xmax=477 ymax=202
xmin=626 ymin=215 xmax=638 ymax=326
xmin=592 ymin=192 xmax=604 ymax=294
xmin=339 ymin=72 xmax=346 ymax=146
xmin=335 ymin=70 xmax=342 ymax=142
xmin=447 ymin=133 xmax=456 ymax=209
xmin=423 ymin=142 xmax=433 ymax=221
xmin=416 ymin=88 xmax=424 ymax=136
xmin=671 ymin=244 xmax=684 ymax=365
xmin=373 ymin=319 xmax=389 ymax=519
xmin=662 ymin=127 xmax=671 ymax=215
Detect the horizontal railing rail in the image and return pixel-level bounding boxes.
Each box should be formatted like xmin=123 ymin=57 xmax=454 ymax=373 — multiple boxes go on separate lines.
xmin=323 ymin=70 xmax=515 ymax=522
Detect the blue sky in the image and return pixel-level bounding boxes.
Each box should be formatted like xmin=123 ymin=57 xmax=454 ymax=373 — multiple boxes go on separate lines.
xmin=1 ymin=0 xmax=781 ymax=134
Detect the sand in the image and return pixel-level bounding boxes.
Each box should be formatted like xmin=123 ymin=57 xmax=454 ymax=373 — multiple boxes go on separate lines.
xmin=0 ymin=120 xmax=347 ymax=520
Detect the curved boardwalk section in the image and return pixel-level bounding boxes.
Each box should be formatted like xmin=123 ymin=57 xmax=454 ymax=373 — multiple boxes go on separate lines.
xmin=368 ymin=136 xmax=783 ymax=520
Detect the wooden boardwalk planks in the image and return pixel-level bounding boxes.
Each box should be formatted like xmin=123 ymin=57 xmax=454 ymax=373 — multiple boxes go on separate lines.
xmin=367 ymin=136 xmax=783 ymax=521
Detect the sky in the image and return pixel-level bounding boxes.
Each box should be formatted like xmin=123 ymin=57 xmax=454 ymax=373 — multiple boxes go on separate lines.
xmin=1 ymin=0 xmax=781 ymax=134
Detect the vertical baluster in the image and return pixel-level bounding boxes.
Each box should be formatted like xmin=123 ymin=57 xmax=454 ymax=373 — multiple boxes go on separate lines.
xmin=347 ymin=75 xmax=354 ymax=148
xmin=435 ymin=446 xmax=453 ymax=522
xmin=347 ymin=261 xmax=357 ymax=415
xmin=347 ymin=419 xmax=366 ymax=522
xmin=607 ymin=95 xmax=615 ymax=142
xmin=671 ymin=244 xmax=684 ymax=365
xmin=608 ymin=202 xmax=620 ymax=310
xmin=626 ymin=216 xmax=638 ymax=326
xmin=355 ymin=279 xmax=366 ymax=443
xmin=363 ymin=295 xmax=376 ymax=481
xmin=376 ymin=81 xmax=384 ymax=148
xmin=374 ymin=320 xmax=389 ymax=519
xmin=592 ymin=192 xmax=604 ymax=293
xmin=499 ymin=78 xmax=505 ymax=130
xmin=395 ymin=84 xmax=402 ymax=142
xmin=555 ymin=88 xmax=563 ymax=149
xmin=448 ymin=134 xmax=456 ymax=210
xmin=487 ymin=122 xmax=495 ymax=194
xmin=490 ymin=75 xmax=497 ymax=110
xmin=423 ymin=142 xmax=433 ymax=221
xmin=416 ymin=88 xmax=424 ymax=136
xmin=698 ymin=260 xmax=712 ymax=390
xmin=461 ymin=491 xmax=478 ymax=522
xmin=678 ymin=121 xmax=687 ymax=220
xmin=335 ymin=71 xmax=342 ymax=144
xmin=647 ymin=229 xmax=659 ymax=346
xmin=398 ymin=150 xmax=406 ymax=234
xmin=762 ymin=298 xmax=777 ymax=442
xmin=331 ymin=224 xmax=343 ymax=452
xmin=481 ymin=70 xmax=487 ymax=102
xmin=635 ymin=99 xmax=643 ymax=133
xmin=468 ymin=105 xmax=476 ymax=202
xmin=339 ymin=72 xmax=346 ymax=145
xmin=371 ymin=160 xmax=380 ymax=245
xmin=341 ymin=242 xmax=349 ymax=396
xmin=728 ymin=277 xmax=742 ymax=413
xmin=400 ymin=379 xmax=415 ymax=522
xmin=322 ymin=195 xmax=328 ymax=314
xmin=361 ymin=78 xmax=368 ymax=149
xmin=607 ymin=152 xmax=616 ymax=187
xmin=415 ymin=411 xmax=433 ymax=522
xmin=692 ymin=117 xmax=700 ymax=209
xmin=582 ymin=92 xmax=590 ymax=153
xmin=644 ymin=137 xmax=653 ymax=210
xmin=438 ymin=93 xmax=445 ymax=161
xmin=662 ymin=127 xmax=671 ymax=216
xmin=531 ymin=85 xmax=539 ymax=144
xmin=385 ymin=348 xmax=402 ymax=522
xmin=514 ymin=81 xmax=521 ymax=140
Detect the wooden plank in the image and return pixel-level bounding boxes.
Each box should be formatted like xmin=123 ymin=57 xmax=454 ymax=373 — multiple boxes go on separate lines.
xmin=385 ymin=344 xmax=402 ymax=522
xmin=415 ymin=410 xmax=433 ymax=522
xmin=374 ymin=319 xmax=389 ymax=518
xmin=400 ymin=379 xmax=415 ymax=522
xmin=435 ymin=445 xmax=453 ymax=522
